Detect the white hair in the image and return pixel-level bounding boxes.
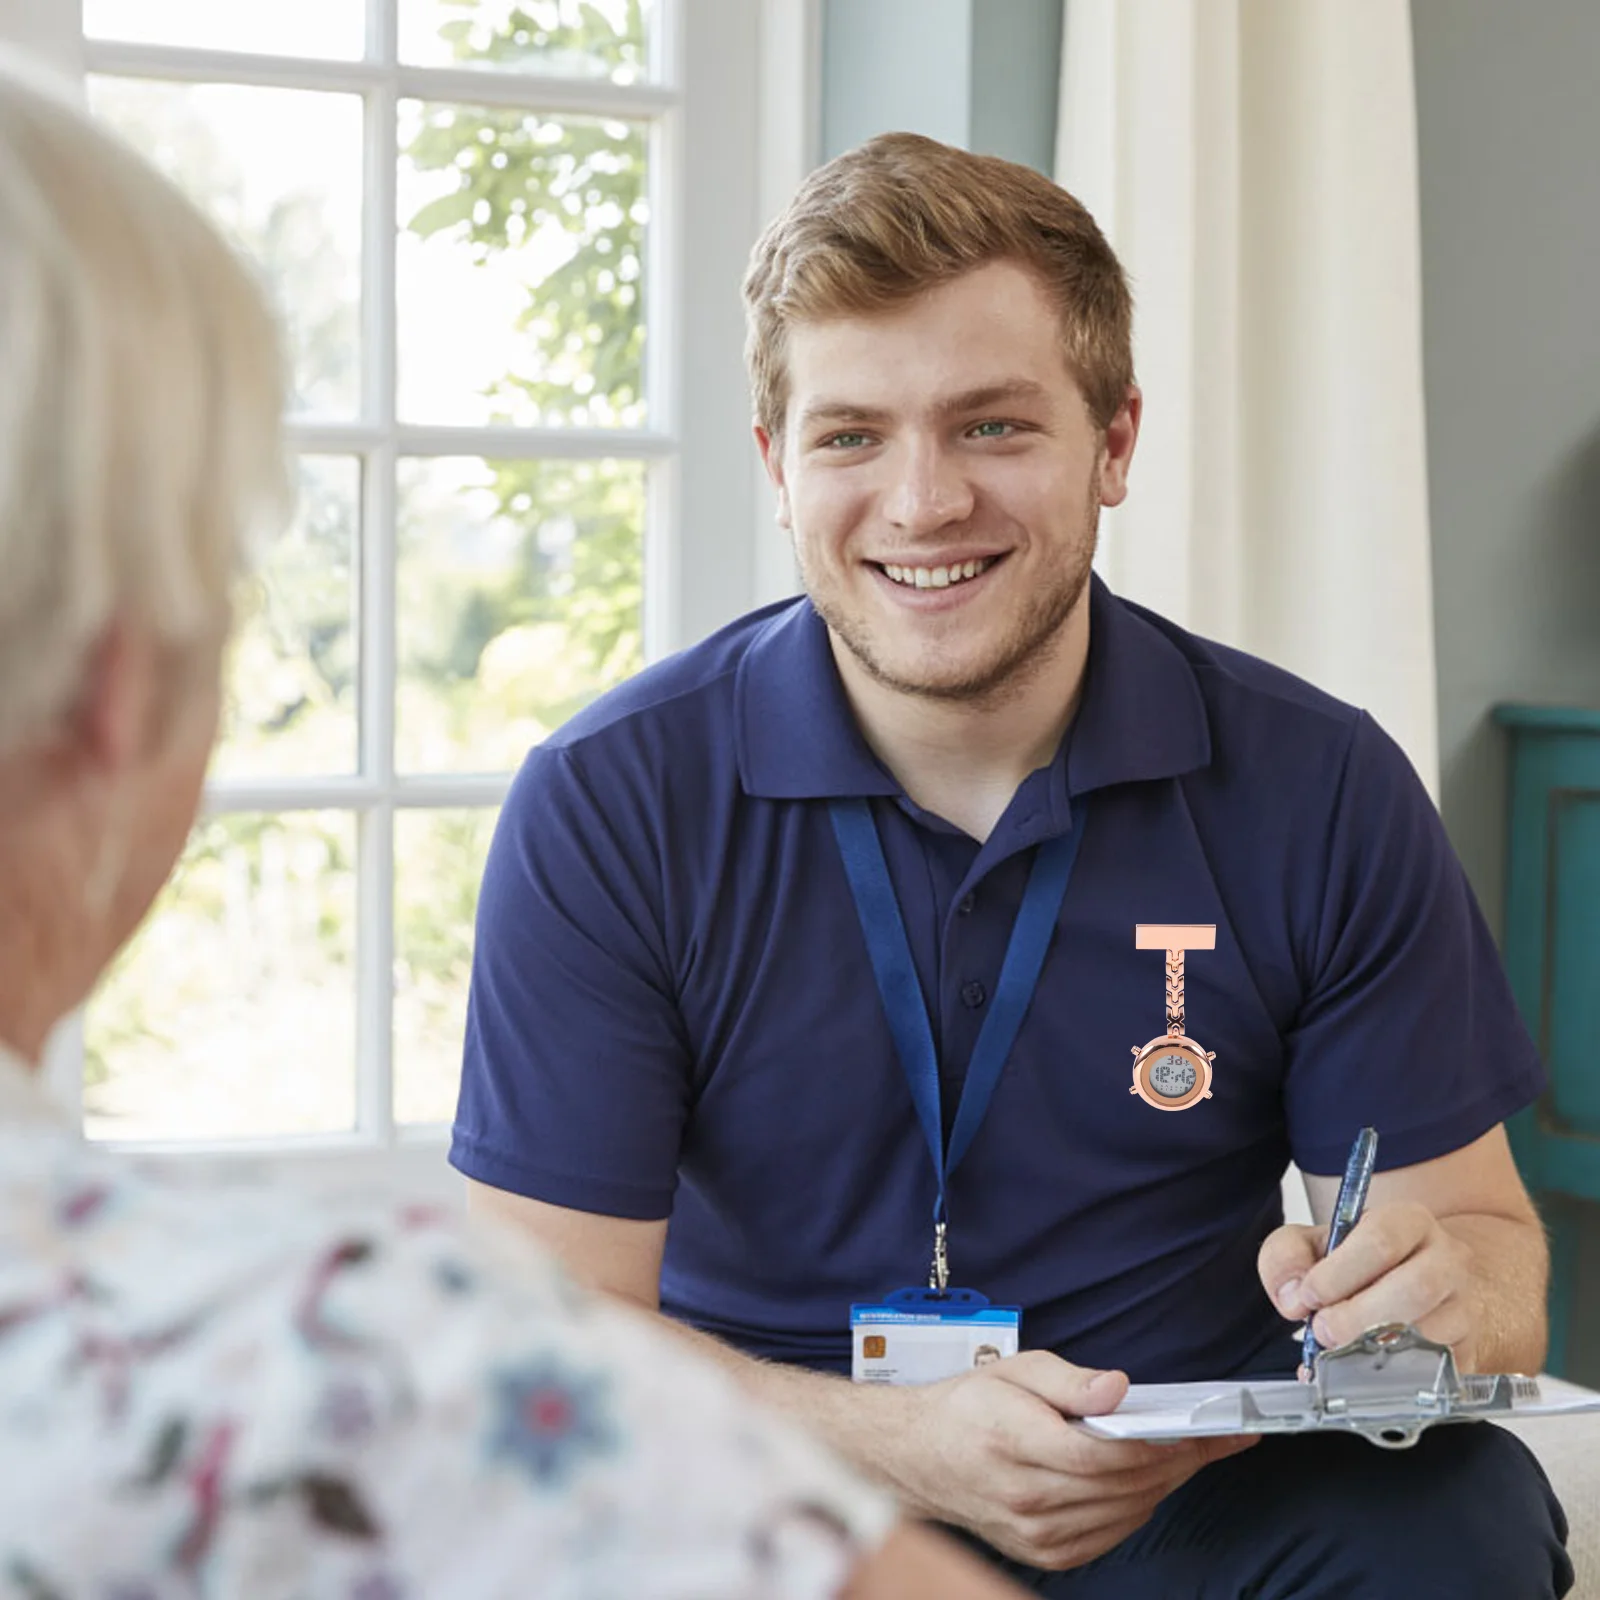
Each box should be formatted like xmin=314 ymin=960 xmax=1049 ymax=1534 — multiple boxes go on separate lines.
xmin=0 ymin=48 xmax=289 ymax=754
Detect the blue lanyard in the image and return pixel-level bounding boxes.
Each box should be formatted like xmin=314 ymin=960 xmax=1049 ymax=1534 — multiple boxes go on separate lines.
xmin=829 ymin=798 xmax=1086 ymax=1284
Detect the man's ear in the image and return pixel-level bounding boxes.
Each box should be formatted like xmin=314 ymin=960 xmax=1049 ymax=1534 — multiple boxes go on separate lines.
xmin=754 ymin=422 xmax=793 ymax=530
xmin=1097 ymin=384 xmax=1142 ymax=509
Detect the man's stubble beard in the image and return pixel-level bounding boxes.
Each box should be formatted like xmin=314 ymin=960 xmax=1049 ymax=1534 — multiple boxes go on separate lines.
xmin=802 ymin=487 xmax=1101 ymax=713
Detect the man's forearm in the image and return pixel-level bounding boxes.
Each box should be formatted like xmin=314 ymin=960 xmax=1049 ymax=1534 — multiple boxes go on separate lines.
xmin=632 ymin=1305 xmax=941 ymax=1511
xmin=1440 ymin=1210 xmax=1549 ymax=1373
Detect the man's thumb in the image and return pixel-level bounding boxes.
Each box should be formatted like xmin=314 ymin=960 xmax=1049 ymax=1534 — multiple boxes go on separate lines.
xmin=996 ymin=1350 xmax=1130 ymax=1417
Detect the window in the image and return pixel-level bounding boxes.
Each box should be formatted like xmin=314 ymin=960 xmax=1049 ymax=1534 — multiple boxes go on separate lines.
xmin=47 ymin=0 xmax=782 ymax=1149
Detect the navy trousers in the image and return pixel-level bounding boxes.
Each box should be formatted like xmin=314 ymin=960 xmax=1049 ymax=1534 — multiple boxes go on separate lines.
xmin=977 ymin=1425 xmax=1573 ymax=1598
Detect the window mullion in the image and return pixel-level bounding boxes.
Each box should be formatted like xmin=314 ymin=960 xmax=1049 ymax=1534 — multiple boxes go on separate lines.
xmin=288 ymin=421 xmax=677 ymax=458
xmin=398 ymin=424 xmax=676 ymax=459
xmin=367 ymin=0 xmax=396 ymax=67
xmin=644 ymin=4 xmax=683 ymax=661
xmin=80 ymin=41 xmax=674 ymax=118
xmin=354 ymin=38 xmax=399 ymax=1145
xmin=202 ymin=777 xmax=388 ymax=813
xmin=356 ymin=800 xmax=396 ymax=1144
xmin=393 ymin=773 xmax=513 ymax=808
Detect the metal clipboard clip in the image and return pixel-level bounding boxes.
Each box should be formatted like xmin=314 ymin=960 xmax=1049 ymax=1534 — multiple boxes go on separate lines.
xmin=1190 ymin=1324 xmax=1534 ymax=1450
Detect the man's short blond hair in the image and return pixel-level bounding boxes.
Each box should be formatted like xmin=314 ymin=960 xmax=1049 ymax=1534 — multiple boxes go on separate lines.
xmin=0 ymin=48 xmax=289 ymax=755
xmin=742 ymin=132 xmax=1134 ymax=441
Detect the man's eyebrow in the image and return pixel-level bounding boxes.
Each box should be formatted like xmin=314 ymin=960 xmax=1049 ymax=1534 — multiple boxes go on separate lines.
xmin=794 ymin=400 xmax=891 ymax=430
xmin=935 ymin=379 xmax=1053 ymax=417
xmin=796 ymin=380 xmax=1055 ymax=433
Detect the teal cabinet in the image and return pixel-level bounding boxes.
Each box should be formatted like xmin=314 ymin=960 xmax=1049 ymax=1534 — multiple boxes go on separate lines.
xmin=1494 ymin=704 xmax=1600 ymax=1376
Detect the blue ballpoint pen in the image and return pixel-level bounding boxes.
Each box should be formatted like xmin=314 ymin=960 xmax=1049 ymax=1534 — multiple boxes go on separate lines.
xmin=1301 ymin=1126 xmax=1379 ymax=1377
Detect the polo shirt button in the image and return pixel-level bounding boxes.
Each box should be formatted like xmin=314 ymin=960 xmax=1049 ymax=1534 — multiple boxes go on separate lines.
xmin=960 ymin=980 xmax=987 ymax=1009
xmin=957 ymin=894 xmax=976 ymax=916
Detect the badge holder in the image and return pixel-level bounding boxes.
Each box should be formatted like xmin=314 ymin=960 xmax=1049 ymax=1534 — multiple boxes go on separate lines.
xmin=851 ymin=1286 xmax=1022 ymax=1385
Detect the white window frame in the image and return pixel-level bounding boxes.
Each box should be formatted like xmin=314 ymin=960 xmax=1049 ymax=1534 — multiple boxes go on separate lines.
xmin=8 ymin=0 xmax=818 ymax=1157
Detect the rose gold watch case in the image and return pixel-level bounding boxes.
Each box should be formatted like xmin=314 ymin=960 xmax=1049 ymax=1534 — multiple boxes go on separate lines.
xmin=1129 ymin=1034 xmax=1216 ymax=1111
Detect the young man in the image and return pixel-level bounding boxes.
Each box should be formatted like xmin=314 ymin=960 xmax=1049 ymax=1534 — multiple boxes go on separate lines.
xmin=452 ymin=133 xmax=1572 ymax=1595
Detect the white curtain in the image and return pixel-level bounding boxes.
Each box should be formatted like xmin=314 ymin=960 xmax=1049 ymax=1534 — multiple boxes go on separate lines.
xmin=1057 ymin=0 xmax=1439 ymax=794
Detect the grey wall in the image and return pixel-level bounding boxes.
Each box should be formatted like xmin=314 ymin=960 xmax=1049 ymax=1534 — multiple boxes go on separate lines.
xmin=1412 ymin=0 xmax=1600 ymax=934
xmin=821 ymin=0 xmax=1062 ymax=171
xmin=823 ymin=0 xmax=973 ymax=156
xmin=1412 ymin=0 xmax=1600 ymax=1383
xmin=968 ymin=0 xmax=1064 ymax=177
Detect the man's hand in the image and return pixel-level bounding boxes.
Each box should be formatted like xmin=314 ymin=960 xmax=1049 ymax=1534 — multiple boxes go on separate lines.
xmin=892 ymin=1351 xmax=1256 ymax=1571
xmin=1259 ymin=1201 xmax=1481 ymax=1372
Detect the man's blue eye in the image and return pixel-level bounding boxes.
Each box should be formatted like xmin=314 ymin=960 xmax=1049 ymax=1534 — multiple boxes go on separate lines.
xmin=828 ymin=432 xmax=869 ymax=449
xmin=971 ymin=420 xmax=1012 ymax=438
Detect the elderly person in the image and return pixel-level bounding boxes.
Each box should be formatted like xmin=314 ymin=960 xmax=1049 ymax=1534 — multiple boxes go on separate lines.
xmin=0 ymin=53 xmax=1022 ymax=1599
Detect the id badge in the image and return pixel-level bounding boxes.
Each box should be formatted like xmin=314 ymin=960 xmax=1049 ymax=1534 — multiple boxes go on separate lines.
xmin=850 ymin=1288 xmax=1021 ymax=1385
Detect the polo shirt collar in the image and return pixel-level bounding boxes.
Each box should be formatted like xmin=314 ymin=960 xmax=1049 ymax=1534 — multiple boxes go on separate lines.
xmin=1067 ymin=577 xmax=1212 ymax=796
xmin=736 ymin=600 xmax=902 ymax=800
xmin=735 ymin=576 xmax=1210 ymax=803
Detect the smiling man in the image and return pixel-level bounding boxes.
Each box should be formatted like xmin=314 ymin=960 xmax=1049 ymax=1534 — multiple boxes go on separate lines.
xmin=452 ymin=134 xmax=1572 ymax=1596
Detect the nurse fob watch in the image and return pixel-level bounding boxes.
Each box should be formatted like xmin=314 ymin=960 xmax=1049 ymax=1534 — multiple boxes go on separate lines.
xmin=1130 ymin=924 xmax=1216 ymax=1111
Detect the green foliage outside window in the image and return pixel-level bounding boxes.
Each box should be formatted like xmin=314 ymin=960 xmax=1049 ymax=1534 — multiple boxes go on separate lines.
xmin=85 ymin=0 xmax=653 ymax=1135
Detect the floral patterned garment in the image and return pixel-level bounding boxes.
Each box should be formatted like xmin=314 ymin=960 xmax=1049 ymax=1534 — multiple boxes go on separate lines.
xmin=0 ymin=1050 xmax=896 ymax=1599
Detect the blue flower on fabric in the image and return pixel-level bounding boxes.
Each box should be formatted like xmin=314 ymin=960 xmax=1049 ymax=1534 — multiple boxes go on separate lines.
xmin=487 ymin=1358 xmax=616 ymax=1488
xmin=432 ymin=1257 xmax=476 ymax=1297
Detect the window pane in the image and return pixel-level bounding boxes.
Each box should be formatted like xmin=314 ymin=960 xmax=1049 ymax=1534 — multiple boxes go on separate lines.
xmin=85 ymin=812 xmax=358 ymax=1142
xmin=85 ymin=0 xmax=366 ymax=59
xmin=398 ymin=101 xmax=648 ymax=427
xmin=395 ymin=456 xmax=645 ymax=773
xmin=394 ymin=807 xmax=499 ymax=1125
xmin=215 ymin=457 xmax=359 ymax=779
xmin=400 ymin=0 xmax=654 ymax=82
xmin=89 ymin=77 xmax=362 ymax=418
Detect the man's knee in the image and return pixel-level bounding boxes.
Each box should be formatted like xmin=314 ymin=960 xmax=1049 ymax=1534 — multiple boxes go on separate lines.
xmin=1243 ymin=1424 xmax=1572 ymax=1600
xmin=1381 ymin=1425 xmax=1572 ymax=1599
xmin=979 ymin=1425 xmax=1573 ymax=1600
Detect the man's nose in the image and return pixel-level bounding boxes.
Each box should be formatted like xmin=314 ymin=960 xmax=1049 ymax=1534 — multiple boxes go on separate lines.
xmin=882 ymin=442 xmax=975 ymax=532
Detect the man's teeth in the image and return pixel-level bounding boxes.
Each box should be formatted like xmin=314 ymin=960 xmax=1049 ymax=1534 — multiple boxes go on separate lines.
xmin=881 ymin=558 xmax=993 ymax=589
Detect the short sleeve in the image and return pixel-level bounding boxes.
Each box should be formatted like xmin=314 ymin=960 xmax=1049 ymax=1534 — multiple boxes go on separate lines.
xmin=1284 ymin=713 xmax=1545 ymax=1176
xmin=450 ymin=742 xmax=690 ymax=1219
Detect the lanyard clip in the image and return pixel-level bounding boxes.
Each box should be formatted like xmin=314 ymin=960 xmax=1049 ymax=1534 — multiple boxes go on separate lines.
xmin=929 ymin=1219 xmax=950 ymax=1292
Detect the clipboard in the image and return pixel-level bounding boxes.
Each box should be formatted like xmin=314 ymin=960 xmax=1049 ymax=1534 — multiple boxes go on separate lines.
xmin=1079 ymin=1324 xmax=1600 ymax=1450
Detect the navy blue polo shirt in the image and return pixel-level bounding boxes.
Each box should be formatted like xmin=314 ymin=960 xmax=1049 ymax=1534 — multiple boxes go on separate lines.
xmin=451 ymin=577 xmax=1544 ymax=1381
